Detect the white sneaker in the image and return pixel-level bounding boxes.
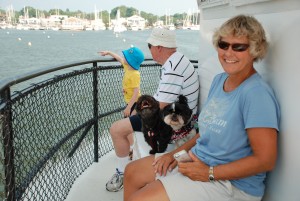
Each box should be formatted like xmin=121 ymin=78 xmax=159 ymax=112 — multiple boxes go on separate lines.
xmin=106 ymin=168 xmax=124 ymax=192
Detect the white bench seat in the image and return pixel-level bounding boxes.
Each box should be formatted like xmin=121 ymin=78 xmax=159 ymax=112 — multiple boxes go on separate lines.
xmin=132 ymin=132 xmax=176 ymax=159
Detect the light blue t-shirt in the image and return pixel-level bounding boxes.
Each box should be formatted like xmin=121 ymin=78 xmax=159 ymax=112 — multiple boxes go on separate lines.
xmin=192 ymin=72 xmax=280 ymax=197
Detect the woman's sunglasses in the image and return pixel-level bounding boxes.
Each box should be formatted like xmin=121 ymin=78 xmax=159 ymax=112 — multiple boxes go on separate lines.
xmin=148 ymin=43 xmax=152 ymax=49
xmin=218 ymin=40 xmax=249 ymax=52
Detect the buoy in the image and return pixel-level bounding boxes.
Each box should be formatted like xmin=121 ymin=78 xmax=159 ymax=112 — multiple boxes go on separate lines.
xmin=28 ymin=42 xmax=32 ymax=46
xmin=18 ymin=38 xmax=21 ymax=41
xmin=47 ymin=35 xmax=50 ymax=38
xmin=123 ymin=39 xmax=126 ymax=42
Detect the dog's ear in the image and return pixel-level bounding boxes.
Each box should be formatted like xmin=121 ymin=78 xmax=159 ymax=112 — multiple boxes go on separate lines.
xmin=154 ymin=99 xmax=160 ymax=109
xmin=136 ymin=96 xmax=142 ymax=106
xmin=187 ymin=108 xmax=193 ymax=117
xmin=178 ymin=95 xmax=188 ymax=105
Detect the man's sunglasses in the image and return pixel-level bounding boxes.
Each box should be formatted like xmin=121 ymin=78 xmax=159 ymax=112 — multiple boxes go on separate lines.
xmin=148 ymin=43 xmax=152 ymax=49
xmin=218 ymin=40 xmax=249 ymax=52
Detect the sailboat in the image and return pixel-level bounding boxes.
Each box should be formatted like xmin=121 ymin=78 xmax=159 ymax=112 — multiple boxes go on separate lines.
xmin=113 ymin=9 xmax=127 ymax=33
xmin=92 ymin=6 xmax=106 ymax=31
xmin=165 ymin=9 xmax=176 ymax=30
xmin=107 ymin=10 xmax=113 ymax=30
xmin=183 ymin=8 xmax=200 ymax=30
xmin=4 ymin=5 xmax=16 ymax=29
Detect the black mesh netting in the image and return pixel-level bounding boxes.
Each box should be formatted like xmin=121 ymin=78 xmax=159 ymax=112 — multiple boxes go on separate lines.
xmin=0 ymin=62 xmax=161 ymax=201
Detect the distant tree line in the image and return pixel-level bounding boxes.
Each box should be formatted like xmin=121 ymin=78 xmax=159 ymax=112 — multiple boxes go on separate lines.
xmin=0 ymin=5 xmax=189 ymax=26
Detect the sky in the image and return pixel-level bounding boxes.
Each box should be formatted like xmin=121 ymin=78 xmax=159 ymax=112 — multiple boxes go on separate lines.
xmin=0 ymin=0 xmax=199 ymax=15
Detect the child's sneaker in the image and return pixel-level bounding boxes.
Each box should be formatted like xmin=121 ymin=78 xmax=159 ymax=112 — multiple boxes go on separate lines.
xmin=106 ymin=168 xmax=124 ymax=192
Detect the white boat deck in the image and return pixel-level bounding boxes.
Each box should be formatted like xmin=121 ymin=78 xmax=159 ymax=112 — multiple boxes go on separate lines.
xmin=65 ymin=151 xmax=123 ymax=201
xmin=66 ymin=132 xmax=167 ymax=201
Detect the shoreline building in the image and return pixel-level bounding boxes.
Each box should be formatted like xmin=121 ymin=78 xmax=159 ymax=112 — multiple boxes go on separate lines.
xmin=126 ymin=14 xmax=146 ymax=31
xmin=61 ymin=17 xmax=87 ymax=31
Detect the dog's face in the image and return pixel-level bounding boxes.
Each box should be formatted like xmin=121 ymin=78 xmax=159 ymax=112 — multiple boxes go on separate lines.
xmin=162 ymin=95 xmax=192 ymax=130
xmin=136 ymin=95 xmax=160 ymax=119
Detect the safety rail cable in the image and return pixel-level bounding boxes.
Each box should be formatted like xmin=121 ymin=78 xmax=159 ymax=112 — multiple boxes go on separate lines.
xmin=0 ymin=59 xmax=198 ymax=201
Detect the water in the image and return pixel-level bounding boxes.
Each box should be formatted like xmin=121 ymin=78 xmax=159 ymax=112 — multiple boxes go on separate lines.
xmin=0 ymin=29 xmax=200 ymax=81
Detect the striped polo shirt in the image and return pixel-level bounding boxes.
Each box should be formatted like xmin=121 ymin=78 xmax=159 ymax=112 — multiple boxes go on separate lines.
xmin=153 ymin=52 xmax=199 ymax=114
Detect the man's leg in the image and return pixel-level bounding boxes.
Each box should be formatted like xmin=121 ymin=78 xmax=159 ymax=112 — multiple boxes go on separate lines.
xmin=110 ymin=117 xmax=133 ymax=158
xmin=106 ymin=115 xmax=141 ymax=192
xmin=127 ymin=133 xmax=134 ymax=160
xmin=128 ymin=106 xmax=137 ymax=160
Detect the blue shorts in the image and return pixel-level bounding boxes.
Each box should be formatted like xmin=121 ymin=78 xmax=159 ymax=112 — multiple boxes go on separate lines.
xmin=129 ymin=114 xmax=142 ymax=132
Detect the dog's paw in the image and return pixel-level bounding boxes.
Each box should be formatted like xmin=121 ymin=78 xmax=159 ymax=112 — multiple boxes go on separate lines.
xmin=149 ymin=150 xmax=156 ymax=155
xmin=158 ymin=146 xmax=168 ymax=153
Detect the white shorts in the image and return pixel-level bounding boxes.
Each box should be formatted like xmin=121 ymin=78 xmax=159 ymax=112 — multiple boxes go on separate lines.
xmin=157 ymin=168 xmax=262 ymax=201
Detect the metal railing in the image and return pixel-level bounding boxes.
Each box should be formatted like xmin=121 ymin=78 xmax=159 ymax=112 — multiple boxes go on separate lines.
xmin=0 ymin=58 xmax=198 ymax=201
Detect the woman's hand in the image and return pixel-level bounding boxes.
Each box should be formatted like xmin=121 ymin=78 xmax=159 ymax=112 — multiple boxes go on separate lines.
xmin=178 ymin=151 xmax=210 ymax=182
xmin=152 ymin=152 xmax=177 ymax=176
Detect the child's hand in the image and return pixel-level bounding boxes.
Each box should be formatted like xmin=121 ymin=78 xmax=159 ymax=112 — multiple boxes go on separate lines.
xmin=123 ymin=106 xmax=131 ymax=117
xmin=98 ymin=51 xmax=108 ymax=56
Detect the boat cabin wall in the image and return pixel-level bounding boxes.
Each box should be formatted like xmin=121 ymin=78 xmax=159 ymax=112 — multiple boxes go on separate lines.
xmin=196 ymin=0 xmax=300 ymax=201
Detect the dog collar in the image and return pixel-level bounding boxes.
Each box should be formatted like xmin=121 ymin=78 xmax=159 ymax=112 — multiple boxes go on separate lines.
xmin=171 ymin=124 xmax=193 ymax=141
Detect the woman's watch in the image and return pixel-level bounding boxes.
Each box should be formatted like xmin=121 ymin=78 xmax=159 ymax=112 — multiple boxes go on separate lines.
xmin=208 ymin=166 xmax=215 ymax=182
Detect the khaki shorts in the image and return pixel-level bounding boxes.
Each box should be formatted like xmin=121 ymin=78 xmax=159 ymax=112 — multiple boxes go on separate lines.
xmin=157 ymin=168 xmax=262 ymax=201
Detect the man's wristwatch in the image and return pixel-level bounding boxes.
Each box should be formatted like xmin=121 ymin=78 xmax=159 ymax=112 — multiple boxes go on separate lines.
xmin=208 ymin=166 xmax=215 ymax=182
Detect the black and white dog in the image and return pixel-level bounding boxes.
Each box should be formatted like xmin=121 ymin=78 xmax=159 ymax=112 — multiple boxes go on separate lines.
xmin=162 ymin=95 xmax=197 ymax=147
xmin=136 ymin=95 xmax=173 ymax=154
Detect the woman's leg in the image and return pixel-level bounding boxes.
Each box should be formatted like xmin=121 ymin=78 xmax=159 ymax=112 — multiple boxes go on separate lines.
xmin=124 ymin=155 xmax=169 ymax=201
xmin=126 ymin=180 xmax=169 ymax=201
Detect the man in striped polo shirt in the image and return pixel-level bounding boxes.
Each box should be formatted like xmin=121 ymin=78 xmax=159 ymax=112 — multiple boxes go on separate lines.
xmin=148 ymin=29 xmax=199 ymax=114
xmin=106 ymin=28 xmax=199 ymax=192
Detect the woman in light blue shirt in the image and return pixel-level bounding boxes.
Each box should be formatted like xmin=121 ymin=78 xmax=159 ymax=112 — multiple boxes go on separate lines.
xmin=124 ymin=15 xmax=280 ymax=201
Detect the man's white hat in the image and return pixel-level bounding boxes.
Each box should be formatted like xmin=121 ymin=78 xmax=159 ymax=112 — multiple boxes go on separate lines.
xmin=147 ymin=28 xmax=177 ymax=48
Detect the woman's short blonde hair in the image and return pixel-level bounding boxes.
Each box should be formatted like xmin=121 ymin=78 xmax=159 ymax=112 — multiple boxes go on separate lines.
xmin=212 ymin=15 xmax=268 ymax=61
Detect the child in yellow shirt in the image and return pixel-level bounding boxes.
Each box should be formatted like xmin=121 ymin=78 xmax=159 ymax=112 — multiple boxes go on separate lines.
xmin=99 ymin=47 xmax=145 ymax=159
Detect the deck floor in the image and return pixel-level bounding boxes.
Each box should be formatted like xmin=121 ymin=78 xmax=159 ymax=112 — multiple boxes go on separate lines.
xmin=65 ymin=132 xmax=171 ymax=201
xmin=66 ymin=133 xmax=152 ymax=201
xmin=65 ymin=151 xmax=123 ymax=201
